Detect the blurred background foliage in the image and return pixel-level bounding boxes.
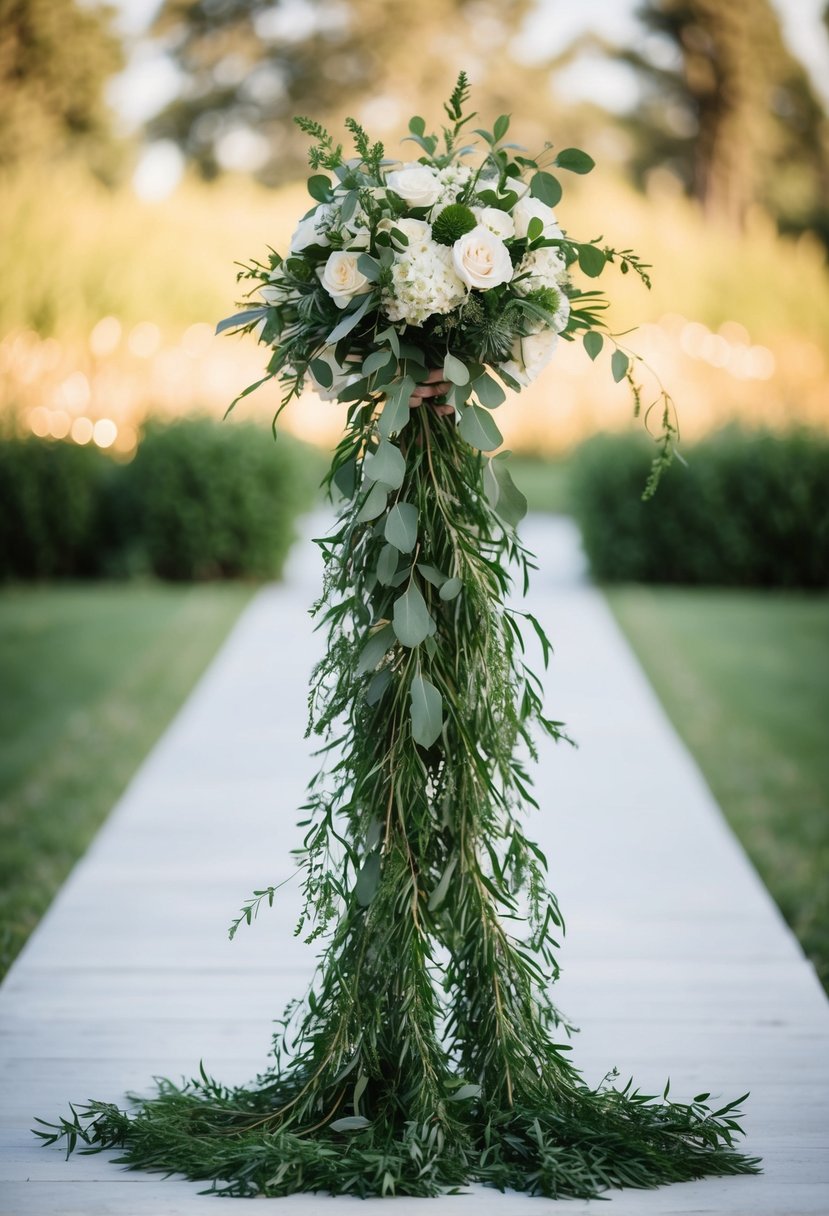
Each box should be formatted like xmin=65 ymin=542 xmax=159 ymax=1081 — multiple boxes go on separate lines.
xmin=0 ymin=0 xmax=827 ymax=984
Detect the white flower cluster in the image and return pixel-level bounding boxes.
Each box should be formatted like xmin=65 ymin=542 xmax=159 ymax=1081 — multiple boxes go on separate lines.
xmin=382 ymin=238 xmax=467 ymax=327
xmin=513 ymin=245 xmax=568 ymax=296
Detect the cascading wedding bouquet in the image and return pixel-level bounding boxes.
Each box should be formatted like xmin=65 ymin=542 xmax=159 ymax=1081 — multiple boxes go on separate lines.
xmin=37 ymin=75 xmax=759 ymax=1201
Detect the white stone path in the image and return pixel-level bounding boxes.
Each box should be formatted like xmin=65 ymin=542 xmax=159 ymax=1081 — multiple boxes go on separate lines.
xmin=1 ymin=514 xmax=828 ymax=1216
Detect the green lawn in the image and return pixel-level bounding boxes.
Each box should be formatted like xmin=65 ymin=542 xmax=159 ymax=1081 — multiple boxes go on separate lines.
xmin=0 ymin=583 xmax=253 ymax=980
xmin=607 ymin=587 xmax=829 ymax=990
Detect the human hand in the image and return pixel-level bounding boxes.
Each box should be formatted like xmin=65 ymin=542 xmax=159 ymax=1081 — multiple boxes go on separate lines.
xmin=409 ymin=369 xmax=454 ymax=417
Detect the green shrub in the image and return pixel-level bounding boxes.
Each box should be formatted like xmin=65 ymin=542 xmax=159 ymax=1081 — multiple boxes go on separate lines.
xmin=0 ymin=436 xmax=112 ymax=578
xmin=0 ymin=419 xmax=323 ymax=582
xmin=570 ymin=427 xmax=829 ymax=588
xmin=115 ymin=417 xmax=319 ymax=581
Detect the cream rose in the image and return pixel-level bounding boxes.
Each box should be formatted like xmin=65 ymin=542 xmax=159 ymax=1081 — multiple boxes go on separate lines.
xmin=452 ymin=225 xmax=513 ymax=291
xmin=317 ymin=251 xmax=370 ymax=309
xmin=473 ymin=206 xmax=515 ymax=240
xmin=500 ymin=330 xmax=560 ymax=387
xmin=385 ymin=163 xmax=442 ymax=209
xmin=512 ymin=195 xmax=561 ymax=240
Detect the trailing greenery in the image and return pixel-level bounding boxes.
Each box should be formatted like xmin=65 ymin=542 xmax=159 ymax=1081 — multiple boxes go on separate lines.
xmin=0 ymin=582 xmax=252 ymax=980
xmin=0 ymin=420 xmax=322 ymax=582
xmin=37 ymin=401 xmax=760 ymax=1198
xmin=570 ymin=426 xmax=829 ymax=587
xmin=608 ymin=585 xmax=829 ymax=992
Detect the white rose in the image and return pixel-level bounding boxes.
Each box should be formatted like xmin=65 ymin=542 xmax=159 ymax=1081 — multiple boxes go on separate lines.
xmin=385 ymin=163 xmax=442 ymax=209
xmin=452 ymin=225 xmax=513 ymax=291
xmin=500 ymin=330 xmax=560 ymax=387
xmin=473 ymin=206 xmax=515 ymax=240
xmin=512 ymin=195 xmax=561 ymax=240
xmin=317 ymin=251 xmax=370 ymax=308
xmin=289 ymin=206 xmax=333 ymax=253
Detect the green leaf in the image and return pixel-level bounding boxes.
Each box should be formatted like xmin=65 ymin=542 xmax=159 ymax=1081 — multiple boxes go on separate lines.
xmin=363 ymin=348 xmax=393 ymax=376
xmin=355 ymin=481 xmax=388 ymax=523
xmin=611 ymin=349 xmax=630 ymax=383
xmin=408 ymin=116 xmax=426 ymax=137
xmin=393 ymin=582 xmax=432 ymax=647
xmin=578 ymin=244 xmax=606 ymax=278
xmin=309 ymin=357 xmax=334 ymax=388
xmin=493 ymin=113 xmax=510 ymax=142
xmin=375 ymin=325 xmax=400 ymax=357
xmin=483 ymin=453 xmax=528 ymax=529
xmin=439 ymin=577 xmax=462 ymax=601
xmin=427 ymin=857 xmax=457 ymax=911
xmin=410 ymin=673 xmax=443 ymax=747
xmin=356 ymin=623 xmax=394 ymax=675
xmin=307 ymin=174 xmax=332 ymax=202
xmin=555 ymin=147 xmax=595 ymax=174
xmin=530 ymin=171 xmax=562 ymax=207
xmin=215 ymin=307 xmax=268 ymax=336
xmin=332 ymin=457 xmax=356 ymax=500
xmin=356 ymin=253 xmax=381 ymax=282
xmin=326 ymin=293 xmax=373 ymax=344
xmin=378 ymin=376 xmax=414 ymax=440
xmin=376 ymin=544 xmax=399 ymax=586
xmin=416 ymin=563 xmax=446 ymax=587
xmin=473 ymin=371 xmax=506 ymax=409
xmin=330 ymin=1115 xmax=372 ymax=1132
xmin=526 ymin=216 xmax=544 ymax=243
xmin=458 ymin=404 xmax=503 ymax=452
xmin=583 ymin=331 xmax=604 ymax=361
xmin=384 ymin=502 xmax=418 ymax=552
xmin=448 ymin=1083 xmax=482 ymax=1101
xmin=443 ymin=353 xmax=469 ymax=386
xmin=365 ymin=668 xmax=391 ymax=706
xmin=354 ymin=853 xmax=380 ymax=907
xmin=363 ymin=440 xmax=405 ymax=490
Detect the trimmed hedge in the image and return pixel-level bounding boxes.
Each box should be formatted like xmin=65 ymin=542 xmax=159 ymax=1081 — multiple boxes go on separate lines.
xmin=569 ymin=427 xmax=829 ymax=588
xmin=0 ymin=418 xmax=322 ymax=582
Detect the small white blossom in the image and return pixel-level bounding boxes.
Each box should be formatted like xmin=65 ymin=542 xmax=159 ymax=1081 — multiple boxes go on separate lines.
xmin=513 ymin=245 xmax=567 ymax=296
xmin=382 ymin=239 xmax=467 ymax=326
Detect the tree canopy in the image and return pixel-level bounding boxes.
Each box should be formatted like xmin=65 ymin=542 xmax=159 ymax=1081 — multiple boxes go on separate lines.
xmin=0 ymin=0 xmax=124 ymax=176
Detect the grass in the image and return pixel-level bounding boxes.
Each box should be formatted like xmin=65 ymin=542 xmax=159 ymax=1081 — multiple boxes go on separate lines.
xmin=607 ymin=586 xmax=829 ymax=990
xmin=0 ymin=582 xmax=253 ymax=980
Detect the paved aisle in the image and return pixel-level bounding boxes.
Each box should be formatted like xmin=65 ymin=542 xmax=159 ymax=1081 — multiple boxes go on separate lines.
xmin=1 ymin=515 xmax=827 ymax=1215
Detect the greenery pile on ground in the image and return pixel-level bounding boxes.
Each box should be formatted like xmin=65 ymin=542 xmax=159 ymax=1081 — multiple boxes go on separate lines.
xmin=609 ymin=586 xmax=829 ymax=991
xmin=0 ymin=582 xmax=252 ymax=981
xmin=0 ymin=418 xmax=323 ymax=582
xmin=569 ymin=426 xmax=829 ymax=587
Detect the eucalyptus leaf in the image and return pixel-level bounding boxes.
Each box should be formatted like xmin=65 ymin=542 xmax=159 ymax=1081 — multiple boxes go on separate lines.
xmin=385 ymin=502 xmax=418 ymax=552
xmin=583 ymin=332 xmax=604 ymax=362
xmin=355 ymin=623 xmax=394 ymax=676
xmin=530 ymin=171 xmax=562 ymax=207
xmin=443 ymin=353 xmax=470 ymax=386
xmin=410 ymin=673 xmax=443 ymax=747
xmin=448 ymin=1084 xmax=482 ymax=1102
xmin=378 ymin=376 xmax=414 ymax=440
xmin=376 ymin=544 xmax=399 ymax=586
xmin=215 ymin=307 xmax=268 ymax=336
xmin=483 ymin=453 xmax=528 ymax=529
xmin=309 ymin=357 xmax=334 ymax=388
xmin=611 ymin=349 xmax=630 ymax=383
xmin=416 ymin=564 xmax=446 ymax=587
xmin=458 ymin=404 xmax=503 ymax=452
xmin=439 ymin=578 xmax=462 ymax=601
xmin=307 ymin=174 xmax=332 ymax=202
xmin=365 ymin=668 xmax=392 ymax=706
xmin=473 ymin=372 xmax=506 ymax=409
xmin=555 ymin=147 xmax=595 ymax=174
xmin=326 ymin=293 xmax=373 ymax=344
xmin=363 ymin=440 xmax=405 ymax=491
xmin=393 ymin=582 xmax=432 ymax=648
xmin=355 ymin=481 xmax=388 ymax=523
xmin=332 ymin=457 xmax=357 ymax=500
xmin=357 ymin=253 xmax=382 ymax=282
xmin=578 ymin=244 xmax=606 ymax=278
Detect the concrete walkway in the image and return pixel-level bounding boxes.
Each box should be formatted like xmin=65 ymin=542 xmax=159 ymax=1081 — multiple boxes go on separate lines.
xmin=1 ymin=513 xmax=828 ymax=1215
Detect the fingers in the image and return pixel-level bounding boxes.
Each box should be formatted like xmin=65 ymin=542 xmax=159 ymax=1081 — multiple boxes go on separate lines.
xmin=409 ymin=368 xmax=451 ymax=411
